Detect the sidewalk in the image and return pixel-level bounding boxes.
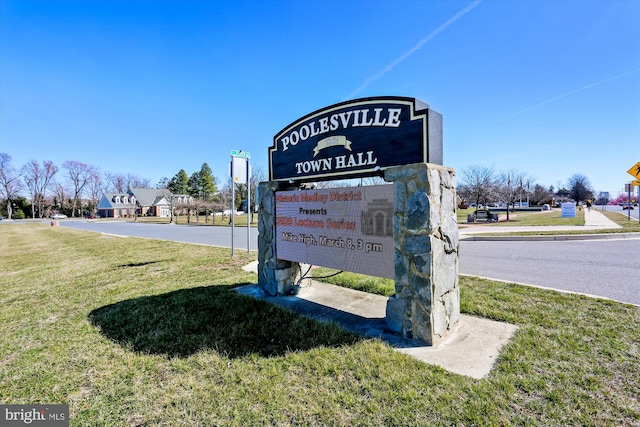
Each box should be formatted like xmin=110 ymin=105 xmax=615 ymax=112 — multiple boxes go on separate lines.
xmin=459 ymin=208 xmax=634 ymax=241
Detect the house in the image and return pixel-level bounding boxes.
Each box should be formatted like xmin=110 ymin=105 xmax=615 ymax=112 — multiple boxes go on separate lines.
xmin=97 ymin=188 xmax=177 ymax=218
xmin=97 ymin=193 xmax=138 ymax=218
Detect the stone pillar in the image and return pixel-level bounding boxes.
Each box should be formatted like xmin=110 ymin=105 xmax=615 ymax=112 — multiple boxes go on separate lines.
xmin=385 ymin=163 xmax=459 ymax=346
xmin=257 ymin=181 xmax=306 ymax=296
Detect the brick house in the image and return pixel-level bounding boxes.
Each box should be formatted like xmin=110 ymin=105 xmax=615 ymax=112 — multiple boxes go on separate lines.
xmin=97 ymin=188 xmax=177 ymax=218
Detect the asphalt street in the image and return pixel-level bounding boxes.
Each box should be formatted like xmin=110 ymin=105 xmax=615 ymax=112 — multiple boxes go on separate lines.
xmin=59 ymin=220 xmax=640 ymax=306
xmin=60 ymin=219 xmax=259 ymax=251
xmin=459 ymin=238 xmax=639 ymax=306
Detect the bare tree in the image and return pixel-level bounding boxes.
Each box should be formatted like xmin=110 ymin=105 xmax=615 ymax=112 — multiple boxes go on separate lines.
xmin=86 ymin=169 xmax=103 ymax=215
xmin=103 ymin=171 xmax=150 ymax=193
xmin=191 ymin=199 xmax=213 ymax=223
xmin=360 ymin=176 xmax=387 ymax=186
xmin=63 ymin=160 xmax=97 ymax=217
xmin=0 ymin=153 xmax=24 ymax=219
xmin=174 ymin=201 xmax=195 ymax=223
xmin=52 ymin=183 xmax=69 ymax=214
xmin=103 ymin=172 xmax=127 ymax=193
xmin=530 ymin=184 xmax=553 ymax=206
xmin=496 ymin=169 xmax=528 ymax=220
xmin=156 ymin=177 xmax=170 ymax=189
xmin=567 ymin=173 xmax=594 ymax=204
xmin=219 ymin=179 xmax=233 ymax=218
xmin=126 ymin=173 xmax=151 ymax=189
xmin=457 ymin=165 xmax=497 ymax=207
xmin=22 ymin=160 xmax=59 ymax=218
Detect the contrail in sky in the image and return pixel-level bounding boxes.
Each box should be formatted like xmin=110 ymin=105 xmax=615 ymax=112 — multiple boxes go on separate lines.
xmin=498 ymin=68 xmax=640 ymax=121
xmin=344 ymin=0 xmax=483 ymax=100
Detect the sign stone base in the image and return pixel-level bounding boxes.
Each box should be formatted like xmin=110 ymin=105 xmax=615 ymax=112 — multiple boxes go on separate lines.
xmin=384 ymin=163 xmax=459 ymax=345
xmin=257 ymin=163 xmax=460 ymax=346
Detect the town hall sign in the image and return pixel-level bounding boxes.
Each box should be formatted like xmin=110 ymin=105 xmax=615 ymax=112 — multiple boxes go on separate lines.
xmin=269 ymin=96 xmax=443 ymax=182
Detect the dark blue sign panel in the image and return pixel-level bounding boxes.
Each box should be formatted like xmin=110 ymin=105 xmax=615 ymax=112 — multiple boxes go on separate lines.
xmin=269 ymin=97 xmax=442 ymax=182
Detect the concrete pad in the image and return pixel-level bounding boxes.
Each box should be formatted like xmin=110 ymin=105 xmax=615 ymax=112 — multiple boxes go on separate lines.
xmin=242 ymin=260 xmax=259 ymax=273
xmin=235 ymin=281 xmax=518 ymax=379
xmin=396 ymin=315 xmax=518 ymax=379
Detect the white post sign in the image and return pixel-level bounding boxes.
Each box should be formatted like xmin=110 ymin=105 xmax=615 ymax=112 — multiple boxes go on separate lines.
xmin=230 ymin=150 xmax=251 ymax=254
xmin=275 ymin=185 xmax=394 ymax=279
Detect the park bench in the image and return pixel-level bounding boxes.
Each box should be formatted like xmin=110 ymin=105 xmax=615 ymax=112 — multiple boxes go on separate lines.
xmin=467 ymin=209 xmax=498 ymax=223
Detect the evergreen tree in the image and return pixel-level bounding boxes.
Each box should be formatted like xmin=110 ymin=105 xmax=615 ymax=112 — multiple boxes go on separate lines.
xmin=188 ymin=171 xmax=201 ymax=198
xmin=198 ymin=163 xmax=217 ymax=201
xmin=168 ymin=169 xmax=190 ymax=194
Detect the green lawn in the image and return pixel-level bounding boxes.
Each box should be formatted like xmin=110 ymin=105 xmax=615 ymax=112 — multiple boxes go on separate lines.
xmin=457 ymin=207 xmax=640 ymax=235
xmin=597 ymin=208 xmax=640 ymax=233
xmin=134 ymin=213 xmax=257 ymax=226
xmin=1 ymin=223 xmax=638 ymax=426
xmin=457 ymin=208 xmax=585 ymax=226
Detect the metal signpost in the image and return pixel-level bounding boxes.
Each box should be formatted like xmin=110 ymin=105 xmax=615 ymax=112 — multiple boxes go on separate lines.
xmin=626 ymin=162 xmax=640 ymax=223
xmin=230 ymin=150 xmax=251 ymax=255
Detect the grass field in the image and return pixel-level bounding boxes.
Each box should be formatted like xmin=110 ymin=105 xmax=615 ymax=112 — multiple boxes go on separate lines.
xmin=457 ymin=208 xmax=585 ymax=226
xmin=458 ymin=207 xmax=640 ymax=234
xmin=1 ymin=223 xmax=638 ymax=426
xmin=135 ymin=213 xmax=257 ymax=227
xmin=597 ymin=209 xmax=640 ymax=232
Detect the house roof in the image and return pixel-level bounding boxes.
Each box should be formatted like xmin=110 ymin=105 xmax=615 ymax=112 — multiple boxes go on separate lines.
xmin=128 ymin=188 xmax=173 ymax=207
xmin=97 ymin=193 xmax=137 ymax=210
xmin=98 ymin=189 xmax=176 ymax=210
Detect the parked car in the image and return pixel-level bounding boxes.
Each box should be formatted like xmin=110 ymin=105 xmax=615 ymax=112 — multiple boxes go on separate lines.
xmin=0 ymin=215 xmax=6 ymax=220
xmin=621 ymin=203 xmax=634 ymax=210
xmin=542 ymin=204 xmax=551 ymax=211
xmin=51 ymin=213 xmax=67 ymax=219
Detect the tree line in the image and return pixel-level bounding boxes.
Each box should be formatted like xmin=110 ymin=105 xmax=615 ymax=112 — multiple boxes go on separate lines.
xmin=157 ymin=163 xmax=266 ymax=218
xmin=0 ymin=152 xmax=599 ymax=221
xmin=0 ymin=153 xmax=265 ymax=219
xmin=457 ymin=164 xmax=595 ymax=218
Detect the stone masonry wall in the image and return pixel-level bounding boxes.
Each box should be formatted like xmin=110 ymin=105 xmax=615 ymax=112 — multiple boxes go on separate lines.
xmin=257 ymin=181 xmax=305 ymax=296
xmin=385 ymin=163 xmax=460 ymax=345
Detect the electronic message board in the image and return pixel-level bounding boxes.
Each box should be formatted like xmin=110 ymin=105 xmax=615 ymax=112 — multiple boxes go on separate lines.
xmin=275 ymin=185 xmax=395 ymax=279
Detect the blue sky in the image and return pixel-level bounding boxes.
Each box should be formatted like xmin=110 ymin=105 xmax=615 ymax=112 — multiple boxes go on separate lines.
xmin=1 ymin=0 xmax=638 ymax=196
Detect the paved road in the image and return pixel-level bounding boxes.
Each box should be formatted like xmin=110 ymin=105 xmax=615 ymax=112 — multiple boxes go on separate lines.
xmin=459 ymin=238 xmax=640 ymax=306
xmin=60 ymin=220 xmax=259 ymax=251
xmin=60 ymin=220 xmax=640 ymax=305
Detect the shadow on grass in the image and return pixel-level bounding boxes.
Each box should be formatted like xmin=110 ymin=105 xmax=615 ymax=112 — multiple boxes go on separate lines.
xmin=116 ymin=261 xmax=161 ymax=268
xmin=88 ymin=284 xmax=361 ymax=358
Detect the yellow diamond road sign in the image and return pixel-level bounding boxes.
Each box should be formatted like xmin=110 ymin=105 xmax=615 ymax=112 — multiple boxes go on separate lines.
xmin=627 ymin=162 xmax=640 ymax=179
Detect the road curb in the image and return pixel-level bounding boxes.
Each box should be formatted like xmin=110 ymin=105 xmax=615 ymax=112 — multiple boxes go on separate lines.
xmin=460 ymin=232 xmax=640 ymax=241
